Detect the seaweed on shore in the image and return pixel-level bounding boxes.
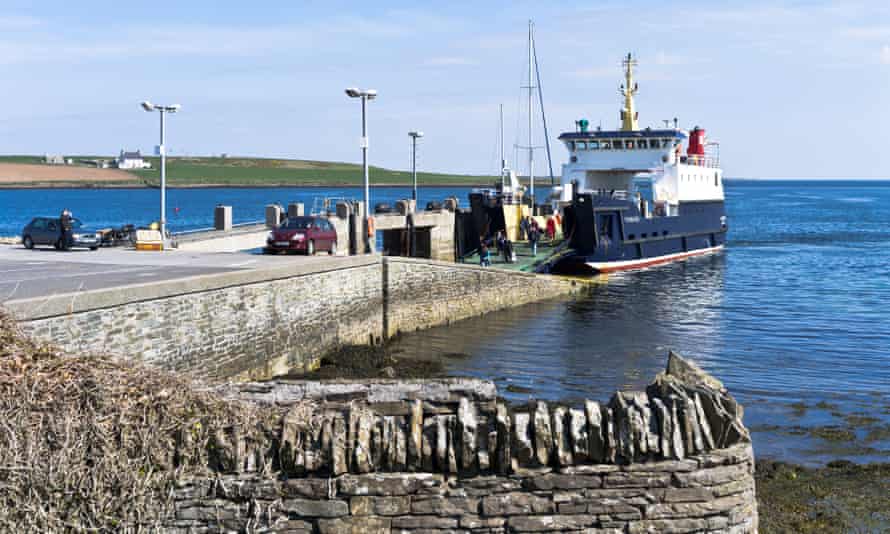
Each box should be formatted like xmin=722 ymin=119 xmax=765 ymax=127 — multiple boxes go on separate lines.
xmin=756 ymin=460 xmax=890 ymax=533
xmin=278 ymin=344 xmax=447 ymax=380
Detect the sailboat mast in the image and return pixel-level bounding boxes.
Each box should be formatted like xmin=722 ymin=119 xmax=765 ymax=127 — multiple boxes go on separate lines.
xmin=527 ymin=20 xmax=535 ymax=206
xmin=532 ymin=36 xmax=555 ymax=186
xmin=499 ymin=103 xmax=506 ymax=189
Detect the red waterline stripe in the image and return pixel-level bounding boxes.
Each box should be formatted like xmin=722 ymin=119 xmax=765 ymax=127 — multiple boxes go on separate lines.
xmin=590 ymin=246 xmax=724 ymax=273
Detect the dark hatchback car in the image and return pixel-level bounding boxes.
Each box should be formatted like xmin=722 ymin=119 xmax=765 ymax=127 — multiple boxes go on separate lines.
xmin=22 ymin=216 xmax=100 ymax=251
xmin=264 ymin=216 xmax=338 ymax=255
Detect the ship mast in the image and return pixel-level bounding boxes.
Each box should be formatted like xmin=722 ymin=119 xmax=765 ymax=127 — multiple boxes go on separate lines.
xmin=527 ymin=20 xmax=535 ymax=205
xmin=620 ymin=52 xmax=639 ymax=131
xmin=499 ymin=103 xmax=506 ymax=189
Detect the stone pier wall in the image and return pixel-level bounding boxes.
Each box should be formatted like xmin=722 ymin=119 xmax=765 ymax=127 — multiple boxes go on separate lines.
xmin=384 ymin=257 xmax=579 ymax=338
xmin=163 ymin=354 xmax=757 ymax=533
xmin=19 ymin=261 xmax=384 ymax=382
xmin=10 ymin=257 xmax=579 ymax=382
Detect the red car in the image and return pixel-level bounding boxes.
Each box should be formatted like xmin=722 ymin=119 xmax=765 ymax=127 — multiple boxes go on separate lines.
xmin=264 ymin=216 xmax=338 ymax=255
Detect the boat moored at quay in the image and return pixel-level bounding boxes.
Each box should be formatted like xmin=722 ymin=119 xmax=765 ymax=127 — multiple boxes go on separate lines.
xmin=551 ymin=54 xmax=727 ymax=274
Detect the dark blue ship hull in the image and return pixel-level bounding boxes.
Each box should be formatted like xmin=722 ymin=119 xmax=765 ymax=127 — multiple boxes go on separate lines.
xmin=555 ymin=192 xmax=727 ymax=273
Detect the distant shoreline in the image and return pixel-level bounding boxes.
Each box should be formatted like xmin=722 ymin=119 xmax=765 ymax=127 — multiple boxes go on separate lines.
xmin=0 ymin=182 xmax=490 ymax=190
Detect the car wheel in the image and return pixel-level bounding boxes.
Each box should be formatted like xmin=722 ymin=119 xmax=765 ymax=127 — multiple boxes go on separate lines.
xmin=23 ymin=235 xmax=34 ymax=249
xmin=329 ymin=241 xmax=337 ymax=255
xmin=90 ymin=246 xmax=98 ymax=251
xmin=307 ymin=240 xmax=315 ymax=256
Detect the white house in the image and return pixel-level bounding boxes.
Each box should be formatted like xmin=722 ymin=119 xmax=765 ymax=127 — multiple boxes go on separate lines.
xmin=116 ymin=150 xmax=152 ymax=170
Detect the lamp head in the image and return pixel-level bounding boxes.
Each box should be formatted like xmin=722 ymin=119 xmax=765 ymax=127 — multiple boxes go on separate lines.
xmin=345 ymin=87 xmax=361 ymax=98
xmin=167 ymin=104 xmax=181 ymax=113
xmin=141 ymin=101 xmax=155 ymax=112
xmin=409 ymin=131 xmax=424 ymax=138
xmin=365 ymin=89 xmax=378 ymax=100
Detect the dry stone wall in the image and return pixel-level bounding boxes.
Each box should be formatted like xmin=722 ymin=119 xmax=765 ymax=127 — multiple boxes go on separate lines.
xmin=166 ymin=353 xmax=757 ymax=532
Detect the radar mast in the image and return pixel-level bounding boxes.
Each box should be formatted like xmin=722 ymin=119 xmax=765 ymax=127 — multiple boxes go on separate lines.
xmin=620 ymin=53 xmax=639 ymax=131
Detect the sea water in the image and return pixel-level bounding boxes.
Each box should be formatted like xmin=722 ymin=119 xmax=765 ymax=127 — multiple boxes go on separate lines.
xmin=1 ymin=180 xmax=888 ymax=463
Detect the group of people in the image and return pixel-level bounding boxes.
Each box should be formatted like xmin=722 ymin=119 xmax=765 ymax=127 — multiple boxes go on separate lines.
xmin=479 ymin=229 xmax=515 ymax=267
xmin=479 ymin=213 xmax=562 ymax=267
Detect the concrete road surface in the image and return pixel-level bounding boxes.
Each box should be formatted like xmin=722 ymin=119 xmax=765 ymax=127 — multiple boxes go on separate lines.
xmin=0 ymin=244 xmax=353 ymax=303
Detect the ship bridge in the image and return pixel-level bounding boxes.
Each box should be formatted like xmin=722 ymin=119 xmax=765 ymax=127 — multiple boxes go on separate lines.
xmin=554 ymin=52 xmax=723 ymax=206
xmin=559 ymin=128 xmax=686 ymax=173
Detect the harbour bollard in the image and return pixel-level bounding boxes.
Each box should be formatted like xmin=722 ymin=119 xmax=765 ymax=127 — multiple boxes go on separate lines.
xmin=287 ymin=203 xmax=304 ymax=218
xmin=265 ymin=204 xmax=282 ymax=228
xmin=214 ymin=205 xmax=232 ymax=231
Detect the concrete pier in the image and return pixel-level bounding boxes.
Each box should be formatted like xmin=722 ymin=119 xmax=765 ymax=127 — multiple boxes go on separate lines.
xmin=2 ymin=245 xmax=579 ymax=382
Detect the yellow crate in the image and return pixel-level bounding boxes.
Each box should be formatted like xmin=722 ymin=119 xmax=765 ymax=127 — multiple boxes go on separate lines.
xmin=135 ymin=242 xmax=163 ymax=251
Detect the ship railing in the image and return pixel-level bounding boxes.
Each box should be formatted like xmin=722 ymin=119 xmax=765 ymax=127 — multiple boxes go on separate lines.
xmin=590 ymin=189 xmax=628 ymax=200
xmin=680 ymin=154 xmax=720 ymax=168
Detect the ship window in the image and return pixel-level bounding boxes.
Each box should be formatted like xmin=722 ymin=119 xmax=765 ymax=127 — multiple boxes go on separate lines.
xmin=577 ymin=141 xmax=587 ymax=150
xmin=601 ymin=141 xmax=611 ymax=150
xmin=625 ymin=140 xmax=634 ymax=149
xmin=715 ymin=172 xmax=719 ymax=186
xmin=641 ymin=233 xmax=648 ymax=238
xmin=589 ymin=141 xmax=600 ymax=150
xmin=628 ymin=234 xmax=635 ymax=240
xmin=613 ymin=140 xmax=622 ymax=149
xmin=638 ymin=140 xmax=648 ymax=149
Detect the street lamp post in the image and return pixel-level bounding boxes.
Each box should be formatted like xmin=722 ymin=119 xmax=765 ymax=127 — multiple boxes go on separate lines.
xmin=345 ymin=87 xmax=377 ymax=253
xmin=141 ymin=101 xmax=181 ymax=248
xmin=408 ymin=131 xmax=423 ymax=202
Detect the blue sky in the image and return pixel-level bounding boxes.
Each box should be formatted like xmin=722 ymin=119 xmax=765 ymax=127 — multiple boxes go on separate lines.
xmin=1 ymin=0 xmax=888 ymax=178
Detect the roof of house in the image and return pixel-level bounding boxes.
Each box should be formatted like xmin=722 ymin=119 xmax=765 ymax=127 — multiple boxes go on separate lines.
xmin=120 ymin=151 xmax=143 ymax=160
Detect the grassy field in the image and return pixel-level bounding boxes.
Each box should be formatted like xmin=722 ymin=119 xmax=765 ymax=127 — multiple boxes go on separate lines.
xmin=0 ymin=155 xmax=493 ymax=187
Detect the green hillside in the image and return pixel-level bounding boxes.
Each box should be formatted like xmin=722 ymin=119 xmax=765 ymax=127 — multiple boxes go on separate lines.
xmin=0 ymin=155 xmax=493 ymax=187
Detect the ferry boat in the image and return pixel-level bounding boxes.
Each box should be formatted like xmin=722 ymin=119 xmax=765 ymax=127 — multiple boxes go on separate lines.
xmin=552 ymin=54 xmax=727 ymax=273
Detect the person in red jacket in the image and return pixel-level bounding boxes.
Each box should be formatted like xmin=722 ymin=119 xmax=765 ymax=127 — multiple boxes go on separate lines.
xmin=545 ymin=216 xmax=556 ymax=241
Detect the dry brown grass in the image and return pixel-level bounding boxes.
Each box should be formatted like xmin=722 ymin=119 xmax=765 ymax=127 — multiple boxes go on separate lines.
xmin=0 ymin=163 xmax=136 ymax=184
xmin=0 ymin=310 xmax=276 ymax=531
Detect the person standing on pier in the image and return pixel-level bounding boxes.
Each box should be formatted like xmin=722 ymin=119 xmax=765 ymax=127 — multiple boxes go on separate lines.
xmin=546 ymin=216 xmax=556 ymax=241
xmin=480 ymin=243 xmax=491 ymax=267
xmin=60 ymin=209 xmax=74 ymax=250
xmin=528 ymin=220 xmax=540 ymax=257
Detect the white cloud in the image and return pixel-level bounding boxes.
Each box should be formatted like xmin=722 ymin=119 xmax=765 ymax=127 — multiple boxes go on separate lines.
xmin=0 ymin=13 xmax=443 ymax=66
xmin=841 ymin=26 xmax=890 ymax=40
xmin=424 ymin=56 xmax=477 ymax=67
xmin=0 ymin=15 xmax=42 ymax=30
xmin=881 ymin=45 xmax=890 ymax=64
xmin=566 ymin=67 xmax=616 ymax=80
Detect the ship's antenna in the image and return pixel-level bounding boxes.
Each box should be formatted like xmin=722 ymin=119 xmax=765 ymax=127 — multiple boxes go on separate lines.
xmin=619 ymin=52 xmax=639 ymax=131
xmin=532 ymin=30 xmax=555 ymax=186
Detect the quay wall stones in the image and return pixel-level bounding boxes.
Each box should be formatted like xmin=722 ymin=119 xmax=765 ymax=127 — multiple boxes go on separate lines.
xmin=9 ymin=256 xmax=579 ymax=382
xmin=384 ymin=257 xmax=579 ymax=338
xmin=19 ymin=261 xmax=384 ymax=382
xmin=163 ymin=353 xmax=758 ymax=533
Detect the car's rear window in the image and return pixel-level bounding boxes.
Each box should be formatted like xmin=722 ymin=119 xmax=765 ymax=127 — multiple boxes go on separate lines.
xmin=281 ymin=217 xmax=314 ymax=230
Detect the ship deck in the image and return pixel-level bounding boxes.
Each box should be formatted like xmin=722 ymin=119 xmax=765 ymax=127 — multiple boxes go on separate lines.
xmin=461 ymin=239 xmax=565 ymax=273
